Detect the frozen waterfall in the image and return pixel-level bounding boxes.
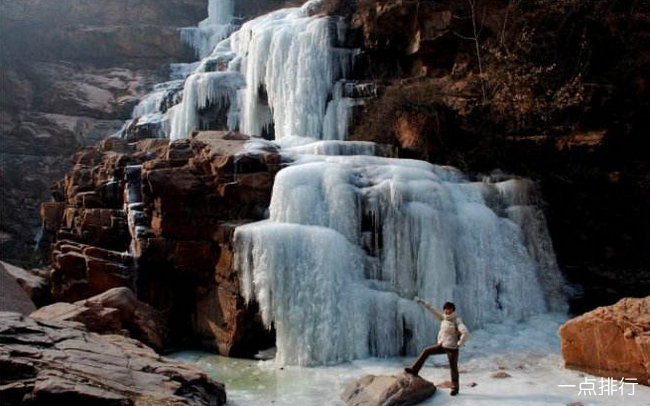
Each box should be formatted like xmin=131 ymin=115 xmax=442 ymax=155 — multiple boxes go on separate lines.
xmin=180 ymin=0 xmax=235 ymax=58
xmin=227 ymin=7 xmax=356 ymax=139
xmin=135 ymin=0 xmax=359 ymax=141
xmin=120 ymin=0 xmax=568 ymax=368
xmin=235 ymin=155 xmax=567 ymax=366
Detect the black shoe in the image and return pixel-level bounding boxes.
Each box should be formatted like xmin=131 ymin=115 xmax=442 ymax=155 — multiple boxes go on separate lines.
xmin=450 ymin=390 xmax=459 ymax=396
xmin=404 ymin=367 xmax=418 ymax=376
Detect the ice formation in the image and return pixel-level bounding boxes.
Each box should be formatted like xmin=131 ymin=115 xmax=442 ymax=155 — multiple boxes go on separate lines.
xmin=120 ymin=0 xmax=569 ymax=368
xmin=169 ymin=71 xmax=244 ymax=140
xmin=134 ymin=0 xmax=359 ymax=141
xmin=180 ymin=0 xmax=235 ymax=58
xmin=235 ymin=155 xmax=567 ymax=365
xmin=227 ymin=7 xmax=356 ymax=139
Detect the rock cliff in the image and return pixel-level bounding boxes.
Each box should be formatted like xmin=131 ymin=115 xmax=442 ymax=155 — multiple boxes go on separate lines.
xmin=0 ymin=0 xmax=208 ymax=267
xmin=40 ymin=131 xmax=280 ymax=356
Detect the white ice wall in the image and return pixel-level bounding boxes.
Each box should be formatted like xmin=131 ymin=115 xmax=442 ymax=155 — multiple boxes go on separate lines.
xmin=235 ymin=155 xmax=567 ymax=366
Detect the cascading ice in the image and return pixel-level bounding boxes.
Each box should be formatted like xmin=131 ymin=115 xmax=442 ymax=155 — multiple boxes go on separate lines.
xmin=228 ymin=5 xmax=356 ymax=140
xmin=180 ymin=0 xmax=235 ymax=58
xmin=169 ymin=71 xmax=244 ymax=140
xmin=235 ymin=155 xmax=567 ymax=366
xmin=168 ymin=0 xmax=357 ymax=140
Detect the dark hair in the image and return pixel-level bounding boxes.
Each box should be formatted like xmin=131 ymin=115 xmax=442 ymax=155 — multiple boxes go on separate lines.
xmin=443 ymin=302 xmax=456 ymax=311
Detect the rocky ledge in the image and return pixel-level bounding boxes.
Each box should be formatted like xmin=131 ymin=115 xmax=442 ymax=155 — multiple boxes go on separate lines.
xmin=30 ymin=287 xmax=169 ymax=351
xmin=559 ymin=296 xmax=650 ymax=386
xmin=0 ymin=311 xmax=225 ymax=405
xmin=342 ymin=372 xmax=437 ymax=406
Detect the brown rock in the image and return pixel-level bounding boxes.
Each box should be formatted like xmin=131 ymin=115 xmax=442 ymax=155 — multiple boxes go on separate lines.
xmin=31 ymin=287 xmax=169 ymax=350
xmin=86 ymin=258 xmax=130 ymax=293
xmin=40 ymin=202 xmax=65 ymax=231
xmin=491 ymin=371 xmax=512 ymax=379
xmin=42 ymin=131 xmax=281 ymax=354
xmin=342 ymin=372 xmax=436 ymax=406
xmin=30 ymin=301 xmax=122 ymax=334
xmin=0 ymin=311 xmax=225 ymax=405
xmin=559 ymin=296 xmax=650 ymax=386
xmin=55 ymin=252 xmax=88 ymax=279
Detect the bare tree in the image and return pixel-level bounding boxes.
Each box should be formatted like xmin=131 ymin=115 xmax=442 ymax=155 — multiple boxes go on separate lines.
xmin=454 ymin=0 xmax=487 ymax=103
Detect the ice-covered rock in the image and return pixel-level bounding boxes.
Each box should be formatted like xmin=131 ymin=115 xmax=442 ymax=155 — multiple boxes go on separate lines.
xmin=236 ymin=155 xmax=568 ymax=365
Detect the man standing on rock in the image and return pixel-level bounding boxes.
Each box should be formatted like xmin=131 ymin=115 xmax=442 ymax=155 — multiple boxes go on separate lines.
xmin=405 ymin=298 xmax=470 ymax=396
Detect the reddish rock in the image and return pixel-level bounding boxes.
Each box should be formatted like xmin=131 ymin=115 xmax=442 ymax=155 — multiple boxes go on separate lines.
xmin=31 ymin=301 xmax=123 ymax=333
xmin=559 ymin=297 xmax=650 ymax=386
xmin=31 ymin=287 xmax=169 ymax=349
xmin=55 ymin=252 xmax=87 ymax=279
xmin=43 ymin=131 xmax=281 ymax=354
xmin=342 ymin=372 xmax=436 ymax=406
xmin=40 ymin=202 xmax=65 ymax=231
xmin=86 ymin=258 xmax=130 ymax=292
xmin=82 ymin=246 xmax=130 ymax=264
xmin=490 ymin=371 xmax=512 ymax=379
xmin=50 ymin=241 xmax=133 ymax=302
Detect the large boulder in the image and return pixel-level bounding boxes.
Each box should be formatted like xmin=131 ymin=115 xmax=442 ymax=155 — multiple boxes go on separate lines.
xmin=0 ymin=312 xmax=225 ymax=405
xmin=342 ymin=372 xmax=437 ymax=406
xmin=559 ymin=296 xmax=650 ymax=386
xmin=30 ymin=287 xmax=170 ymax=350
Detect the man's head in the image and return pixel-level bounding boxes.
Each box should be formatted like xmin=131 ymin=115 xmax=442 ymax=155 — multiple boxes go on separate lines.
xmin=443 ymin=301 xmax=456 ymax=315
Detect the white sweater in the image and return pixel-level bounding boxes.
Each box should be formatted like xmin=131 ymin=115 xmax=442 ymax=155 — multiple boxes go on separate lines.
xmin=436 ymin=313 xmax=470 ymax=349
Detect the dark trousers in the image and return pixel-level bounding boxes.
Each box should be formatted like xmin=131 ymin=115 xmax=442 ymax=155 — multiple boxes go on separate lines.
xmin=409 ymin=344 xmax=459 ymax=390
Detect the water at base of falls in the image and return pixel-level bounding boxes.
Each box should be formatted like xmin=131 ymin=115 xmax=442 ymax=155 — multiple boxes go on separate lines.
xmin=171 ymin=313 xmax=650 ymax=406
xmin=235 ymin=153 xmax=568 ymax=366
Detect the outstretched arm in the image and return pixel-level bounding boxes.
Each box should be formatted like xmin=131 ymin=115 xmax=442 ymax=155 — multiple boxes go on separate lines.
xmin=414 ymin=297 xmax=443 ymax=321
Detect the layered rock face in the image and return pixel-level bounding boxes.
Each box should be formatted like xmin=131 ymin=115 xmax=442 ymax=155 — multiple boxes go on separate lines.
xmin=41 ymin=131 xmax=280 ymax=356
xmin=0 ymin=0 xmax=207 ymax=267
xmin=559 ymin=297 xmax=650 ymax=386
xmin=0 ymin=311 xmax=226 ymax=405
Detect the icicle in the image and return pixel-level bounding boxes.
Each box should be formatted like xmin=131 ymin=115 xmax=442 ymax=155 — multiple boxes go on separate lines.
xmin=170 ymin=71 xmax=244 ymax=140
xmin=323 ymin=81 xmax=365 ymax=141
